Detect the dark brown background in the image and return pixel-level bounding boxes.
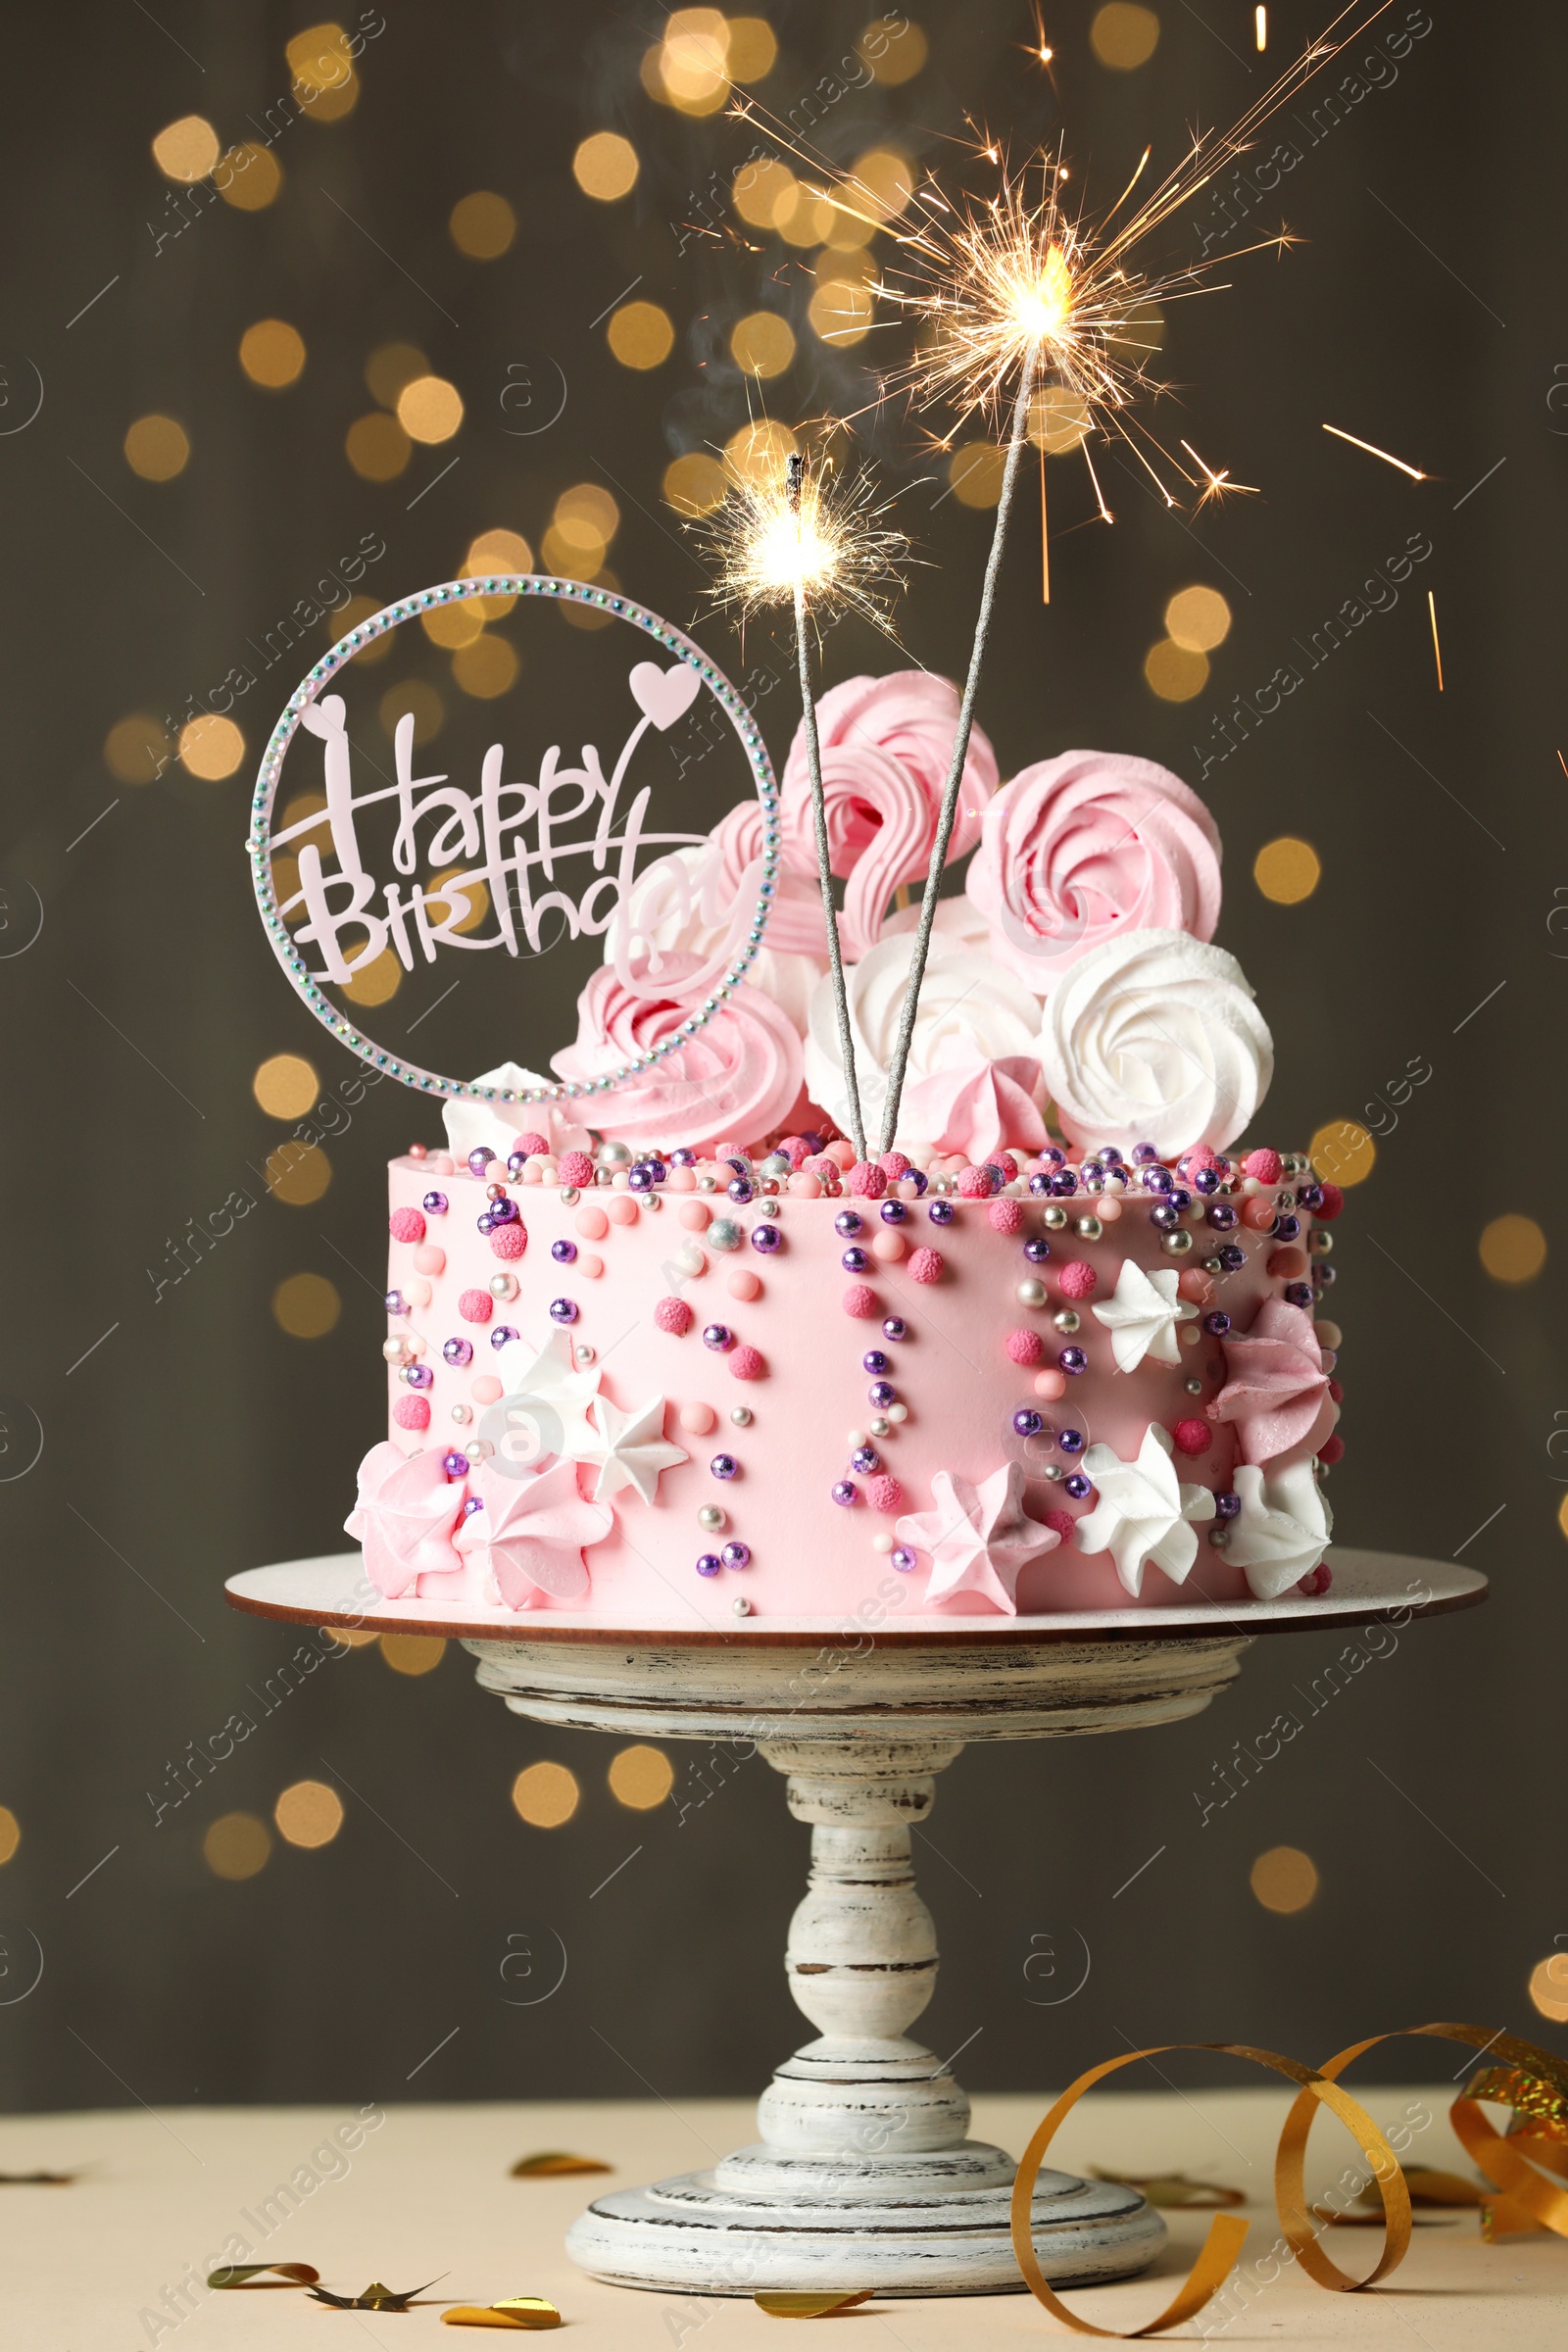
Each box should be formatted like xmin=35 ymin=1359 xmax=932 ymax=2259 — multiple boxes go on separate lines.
xmin=0 ymin=0 xmax=1560 ymax=2115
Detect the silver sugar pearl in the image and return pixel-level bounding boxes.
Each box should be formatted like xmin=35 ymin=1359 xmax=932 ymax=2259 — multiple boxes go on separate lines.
xmin=1017 ymin=1277 xmax=1049 ymax=1307
xmin=490 ymin=1272 xmax=518 ymax=1299
xmin=450 ymin=1404 xmax=471 ymax=1425
xmin=732 ymin=1595 xmax=752 ymax=1617
xmin=598 ymin=1141 xmax=633 ymax=1166
xmin=758 ymin=1199 xmax=781 ymax=1218
xmin=1053 ymin=1307 xmax=1081 ymax=1336
xmin=559 ymin=1186 xmax=579 ymax=1205
xmin=1075 ymin=1213 xmax=1103 ymax=1243
xmin=641 ymin=1192 xmax=662 ymax=1211
xmin=730 ymin=1405 xmax=753 ymax=1427
xmin=708 ymin=1217 xmax=742 ymax=1251
xmin=1209 ymin=1527 xmax=1230 ymax=1549
xmin=1042 ymin=1204 xmax=1068 ymax=1230
xmin=698 ymin=1504 xmax=726 ymax=1533
xmin=1042 ymin=1462 xmax=1064 ymax=1482
xmin=1204 ymin=1255 xmax=1226 ymax=1276
xmin=465 ymin=1440 xmax=492 ymax=1463
xmin=1311 ymin=1230 xmax=1333 ymax=1255
xmin=698 ymin=1174 xmax=718 ymax=1191
xmin=868 ymin=1416 xmax=891 ymax=1439
xmin=595 ymin=1167 xmax=614 ymax=1187
xmin=1161 ymin=1229 xmax=1194 ymax=1256
xmin=1184 ymin=1377 xmax=1203 ymax=1396
xmin=574 ymin=1343 xmax=596 ymax=1366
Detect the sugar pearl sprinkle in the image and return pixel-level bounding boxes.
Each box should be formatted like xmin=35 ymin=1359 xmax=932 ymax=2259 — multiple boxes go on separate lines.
xmin=389 ymin=1136 xmax=1337 ymax=1612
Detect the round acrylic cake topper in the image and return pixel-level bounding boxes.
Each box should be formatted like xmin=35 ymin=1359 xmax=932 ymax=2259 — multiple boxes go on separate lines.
xmin=246 ymin=575 xmax=781 ymax=1106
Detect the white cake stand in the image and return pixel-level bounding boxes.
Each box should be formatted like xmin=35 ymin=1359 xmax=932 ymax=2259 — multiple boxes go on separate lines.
xmin=226 ymin=1549 xmax=1484 ymax=2299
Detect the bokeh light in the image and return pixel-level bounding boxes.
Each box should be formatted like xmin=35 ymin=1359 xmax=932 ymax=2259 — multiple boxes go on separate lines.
xmin=152 ymin=115 xmax=220 ymax=181
xmin=253 ymin=1053 xmax=319 ymax=1118
xmin=422 ymin=601 xmax=485 ymax=650
xmin=104 ymin=713 xmax=172 ymax=784
xmin=1144 ymin=640 xmax=1209 ymax=702
xmin=776 ymin=182 xmax=835 ymax=247
xmin=663 ymin=452 xmax=728 ymax=515
xmin=272 ymin=1273 xmax=341 ymax=1338
xmin=1165 ymin=585 xmax=1232 ymax=651
xmin=239 ymin=318 xmax=306 ymax=388
xmin=379 ymin=681 xmax=444 ymax=744
xmin=1249 ymin=1844 xmax=1318 ymax=1913
xmin=322 ymin=1625 xmax=379 ymax=1649
xmin=1092 ymin=3 xmax=1161 ymax=69
xmin=730 ymin=310 xmax=796 ymax=378
xmin=428 ymin=871 xmax=492 ymax=933
xmin=608 ymin=1744 xmax=675 ymax=1810
xmin=346 ymin=412 xmax=412 ymax=480
xmin=557 ymin=482 xmax=619 ymax=543
xmin=1308 ymin=1120 xmax=1376 ymax=1187
xmin=851 ymin=147 xmax=915 ymax=222
xmin=561 ymin=570 xmax=619 ymax=630
xmin=450 ymin=191 xmax=516 ymax=259
xmin=287 ymin=24 xmax=360 ymax=119
xmin=178 ymin=714 xmax=245 ymax=779
xmin=124 ymin=415 xmax=190 ymax=481
xmin=573 ymin=132 xmax=639 ymax=202
xmin=341 ymin=948 xmax=402 ymax=1005
xmin=1028 ymin=387 xmax=1091 ymax=454
xmin=380 ymin=1633 xmax=447 ymax=1677
xmin=725 ymin=17 xmax=778 ymax=79
xmin=397 ymin=374 xmax=464 ymax=443
xmin=1253 ymin=837 xmax=1322 ymax=904
xmin=366 ymin=342 xmax=428 ymax=407
xmin=808 ymin=273 xmax=874 ymax=347
xmin=0 ymin=1806 xmax=18 ymax=1866
xmin=647 ymin=9 xmax=731 ymax=113
xmin=949 ymin=442 xmax=1005 ymax=509
xmin=724 ymin=417 xmax=797 ymax=487
xmin=1529 ymin=1954 xmax=1568 ymax=2022
xmin=513 ymin=1761 xmax=580 ymax=1827
xmin=453 ymin=637 xmax=519 ymax=699
xmin=266 ymin=1140 xmax=331 ymax=1205
xmin=329 ymin=595 xmax=394 ymax=661
xmin=462 ymin=528 xmax=532 ymax=619
xmin=732 ymin=156 xmax=795 ymax=230
xmin=217 ymin=143 xmax=282 ymax=211
xmin=274 ymin=1780 xmax=344 ymax=1848
xmin=608 ymin=301 xmax=674 ymax=369
xmin=1479 ymin=1214 xmax=1546 ymax=1285
xmin=204 ymin=1812 xmax=271 ymax=1881
xmin=858 ymin=17 xmax=928 ymax=81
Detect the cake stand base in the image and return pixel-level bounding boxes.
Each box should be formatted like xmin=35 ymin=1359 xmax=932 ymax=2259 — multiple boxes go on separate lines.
xmin=226 ymin=1548 xmax=1483 ymax=2299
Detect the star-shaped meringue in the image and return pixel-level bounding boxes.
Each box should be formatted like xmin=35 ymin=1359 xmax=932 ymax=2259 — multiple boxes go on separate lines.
xmin=494 ymin=1326 xmax=602 ymax=1459
xmin=579 ymin=1393 xmax=688 ymax=1505
xmin=1074 ymin=1422 xmax=1216 ymax=1596
xmin=1208 ymin=1297 xmax=1333 ymax=1464
xmin=1224 ymin=1452 xmax=1333 ymax=1600
xmin=1091 ymin=1258 xmax=1199 ymax=1372
xmin=455 ymin=1457 xmax=613 ymax=1608
xmin=896 ymin=1462 xmax=1058 ymax=1614
xmin=345 ymin=1442 xmax=465 ymax=1597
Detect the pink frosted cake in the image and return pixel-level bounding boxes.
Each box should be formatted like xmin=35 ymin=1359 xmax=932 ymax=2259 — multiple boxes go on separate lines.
xmin=345 ymin=679 xmax=1344 ymax=1625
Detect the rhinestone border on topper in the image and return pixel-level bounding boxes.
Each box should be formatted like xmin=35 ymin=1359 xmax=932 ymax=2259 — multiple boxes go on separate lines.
xmin=246 ymin=573 xmax=782 ymax=1106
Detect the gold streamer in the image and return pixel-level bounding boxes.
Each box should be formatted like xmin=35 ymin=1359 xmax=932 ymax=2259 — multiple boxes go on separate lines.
xmin=1010 ymin=2022 xmax=1568 ymax=2337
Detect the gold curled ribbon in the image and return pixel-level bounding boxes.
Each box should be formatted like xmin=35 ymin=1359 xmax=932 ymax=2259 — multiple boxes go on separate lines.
xmin=1010 ymin=2022 xmax=1568 ymax=2337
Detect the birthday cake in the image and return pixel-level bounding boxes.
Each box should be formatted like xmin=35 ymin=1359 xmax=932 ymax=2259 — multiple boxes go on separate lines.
xmin=346 ymin=674 xmax=1344 ymax=1624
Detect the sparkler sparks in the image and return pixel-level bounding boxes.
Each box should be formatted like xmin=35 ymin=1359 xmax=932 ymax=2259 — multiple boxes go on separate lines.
xmin=1322 ymin=422 xmax=1429 ymax=480
xmin=694 ymin=439 xmax=908 ymax=639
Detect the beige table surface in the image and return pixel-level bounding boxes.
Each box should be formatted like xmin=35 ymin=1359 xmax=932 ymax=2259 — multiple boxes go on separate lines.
xmin=5 ymin=2087 xmax=1564 ymax=2348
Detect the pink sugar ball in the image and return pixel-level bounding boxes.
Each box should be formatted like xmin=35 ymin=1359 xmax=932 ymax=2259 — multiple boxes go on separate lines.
xmin=867 ymin=1474 xmax=905 ymax=1514
xmin=870 ymin=1230 xmax=906 ymax=1263
xmin=471 ymin=1374 xmax=503 ymax=1405
xmin=824 ymin=1140 xmax=857 ymax=1170
xmin=679 ymin=1401 xmax=716 ymax=1435
xmin=389 ymin=1206 xmax=425 ymax=1244
xmin=777 ymin=1135 xmax=812 ymax=1170
xmin=996 ymin=1153 xmax=1019 ymax=1181
xmin=1318 ymin=1433 xmax=1345 ymax=1465
xmin=879 ymin=1151 xmax=911 ymax=1180
xmin=575 ymin=1204 xmax=609 ymax=1241
xmin=1033 ymin=1368 xmax=1066 ymax=1400
xmin=727 ymin=1269 xmax=762 ymax=1301
xmin=514 ymin=1130 xmax=550 ymax=1159
xmin=680 ymin=1200 xmax=711 ymax=1230
xmin=789 ymin=1171 xmax=823 ymax=1198
xmin=1057 ymin=1260 xmax=1098 ymax=1301
xmin=804 ymin=1154 xmax=840 ymax=1182
xmin=956 ymin=1166 xmax=990 ymax=1200
xmin=848 ymin=1160 xmax=888 ymax=1198
xmin=729 ymin=1344 xmax=765 ymax=1381
xmin=489 ymin=1223 xmax=527 ymax=1260
xmin=392 ymin=1396 xmax=430 ymax=1431
xmin=1172 ymin=1418 xmax=1211 ymax=1456
xmin=1005 ymin=1328 xmax=1045 ymax=1367
xmin=655 ymin=1297 xmax=693 ymax=1335
xmin=988 ymin=1198 xmax=1023 ymax=1235
xmin=557 ymin=1150 xmax=595 ymax=1188
xmin=1243 ymin=1148 xmax=1283 ymax=1184
xmin=1298 ymin=1561 xmax=1333 ymax=1595
xmin=842 ymin=1284 xmax=879 ymax=1318
xmin=413 ymin=1244 xmax=445 ymax=1276
xmin=906 ymin=1247 xmax=944 ymax=1285
xmin=1043 ymin=1508 xmax=1076 ymax=1543
xmin=458 ymin=1289 xmax=493 ymax=1323
xmin=608 ymin=1196 xmax=639 ymax=1227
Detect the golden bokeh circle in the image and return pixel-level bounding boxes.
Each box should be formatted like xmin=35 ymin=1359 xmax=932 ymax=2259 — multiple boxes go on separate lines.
xmin=1308 ymin=1120 xmax=1376 ymax=1187
xmin=726 ymin=17 xmax=778 ymax=80
xmin=329 ymin=596 xmax=394 ymax=659
xmin=542 ymin=520 xmax=605 ymax=579
xmin=463 ymin=529 xmax=532 ymax=616
xmin=556 ymin=482 xmax=620 ymax=542
xmin=573 ymin=132 xmax=640 ymax=202
xmin=608 ymin=300 xmax=675 ymax=370
xmin=397 ymin=374 xmax=465 ymax=444
xmin=421 ymin=600 xmax=485 ymax=651
xmin=346 ymin=412 xmax=412 ymax=481
xmin=608 ymin=1743 xmax=675 ymax=1811
xmin=659 ymin=10 xmax=730 ymax=105
xmin=1479 ymin=1213 xmax=1546 ymax=1286
xmin=732 ymin=156 xmax=794 ymax=229
xmin=179 ymin=714 xmax=245 ymax=779
xmin=239 ymin=318 xmax=306 ymax=389
xmin=152 ymin=114 xmax=220 ymax=182
xmin=808 ymin=274 xmax=874 ymax=347
xmin=1092 ymin=3 xmax=1162 ymax=70
xmin=266 ymin=1140 xmax=331 ymax=1205
xmin=204 ymin=1812 xmax=271 ymax=1881
xmin=272 ymin=1272 xmax=341 ymax=1339
xmin=253 ymin=1052 xmax=319 ymax=1119
xmin=948 ymin=442 xmax=1006 ymax=509
xmin=1249 ymin=1844 xmax=1319 ymax=1914
xmin=1528 ymin=1954 xmax=1568 ymax=2023
xmin=513 ymin=1761 xmax=580 ymax=1828
xmin=1144 ymin=638 xmax=1209 ymax=703
xmin=663 ymin=452 xmax=728 ymax=515
xmin=217 ymin=143 xmax=282 ymax=211
xmin=104 ymin=713 xmax=172 ymax=784
xmin=380 ymin=1633 xmax=447 ymax=1677
xmin=453 ymin=636 xmax=519 ymax=700
xmin=724 ymin=417 xmax=798 ymax=487
xmin=450 ymin=190 xmax=516 ymax=260
xmin=1165 ymin=584 xmax=1232 ymax=652
xmin=1253 ymin=836 xmax=1322 ymax=905
xmin=1028 ymin=387 xmax=1090 ymax=454
xmin=851 ymin=147 xmax=915 ymax=221
xmin=730 ymin=310 xmax=796 ymax=379
xmin=858 ymin=18 xmax=928 ymax=82
xmin=379 ymin=680 xmax=445 ymax=744
xmin=124 ymin=415 xmax=190 ymax=481
xmin=776 ymin=183 xmax=835 ymax=247
xmin=366 ymin=341 xmax=428 ymax=408
xmin=341 ymin=948 xmax=402 ymax=1005
xmin=0 ymin=1804 xmax=19 ymax=1866
xmin=274 ymin=1779 xmax=344 ymax=1848
xmin=1558 ymin=1492 xmax=1568 ymax=1544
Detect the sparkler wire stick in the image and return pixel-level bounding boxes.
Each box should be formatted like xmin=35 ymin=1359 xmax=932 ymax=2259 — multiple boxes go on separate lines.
xmin=787 ymin=456 xmax=867 ymax=1161
xmin=877 ymin=352 xmax=1039 ymax=1154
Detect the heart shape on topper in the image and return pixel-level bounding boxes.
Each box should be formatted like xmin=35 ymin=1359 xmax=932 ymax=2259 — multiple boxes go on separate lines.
xmin=629 ymin=660 xmax=702 ymax=730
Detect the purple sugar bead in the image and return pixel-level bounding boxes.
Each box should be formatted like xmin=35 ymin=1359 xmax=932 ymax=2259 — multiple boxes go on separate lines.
xmin=1316 ymin=1263 xmax=1337 ymax=1288
xmin=1285 ymin=1281 xmax=1314 ymax=1308
xmin=1041 ymin=1146 xmax=1066 ymax=1169
xmin=891 ymin=1545 xmax=916 ymax=1573
xmin=832 ymin=1481 xmax=858 ymax=1507
xmin=1063 ymin=1473 xmax=1092 ymax=1500
xmin=407 ymin=1363 xmax=433 ymax=1390
xmin=696 ymin=1553 xmax=722 ymax=1577
xmin=491 ymin=1324 xmax=518 ymax=1348
xmin=552 ymin=1239 xmax=577 ymax=1263
xmin=1023 ymin=1236 xmax=1051 ymax=1263
xmin=1193 ymin=1167 xmax=1221 ymax=1197
xmin=476 ymin=1212 xmax=495 ymax=1235
xmin=670 ymin=1148 xmax=697 ymax=1167
xmin=1274 ymin=1212 xmax=1301 ymax=1242
xmin=422 ymin=1191 xmax=449 ymax=1215
xmin=1058 ymin=1347 xmax=1087 ymax=1375
xmin=862 ymin=1349 xmax=890 ymax=1375
xmin=880 ymin=1199 xmax=907 ymax=1223
xmin=1168 ymin=1187 xmax=1192 ymax=1213
xmin=1050 ymin=1169 xmax=1078 ymax=1198
xmin=1028 ymin=1172 xmax=1052 ymax=1196
xmin=442 ymin=1337 xmax=473 ymax=1366
xmin=1206 ymin=1201 xmax=1239 ymax=1230
xmin=751 ymin=1222 xmax=781 ymax=1253
xmin=703 ymin=1322 xmax=734 ymax=1351
xmin=549 ymin=1298 xmax=578 ymax=1324
xmin=467 ymin=1147 xmax=495 ymax=1176
xmin=710 ymin=1453 xmax=738 ymax=1480
xmin=835 ymin=1210 xmax=864 ymax=1238
xmin=842 ymin=1247 xmax=869 ymax=1274
xmin=928 ymin=1200 xmax=954 ymax=1225
xmin=1216 ymin=1490 xmax=1242 ymax=1520
xmin=906 ymin=1170 xmax=928 ymax=1196
xmin=1297 ymin=1181 xmax=1324 ymax=1210
xmin=1013 ymin=1407 xmax=1043 ymax=1438
xmin=462 ymin=1494 xmax=484 ymax=1518
xmin=727 ymin=1177 xmax=755 ymax=1204
xmin=1202 ymin=1310 xmax=1231 ymax=1337
xmin=1057 ymin=1427 xmax=1084 ymax=1453
xmin=1132 ymin=1142 xmax=1159 ymax=1163
xmin=721 ymin=1542 xmax=751 ymax=1569
xmin=1146 ymin=1165 xmax=1174 ymax=1195
xmin=882 ymin=1316 xmax=907 ymax=1342
xmin=851 ymin=1445 xmax=881 ymax=1474
xmin=441 ymin=1449 xmax=467 ymax=1479
xmin=1152 ymin=1202 xmax=1180 ymax=1232
xmin=627 ymin=1162 xmax=656 ymax=1192
xmin=384 ymin=1289 xmax=407 ymax=1315
xmin=868 ymin=1380 xmax=896 ymax=1409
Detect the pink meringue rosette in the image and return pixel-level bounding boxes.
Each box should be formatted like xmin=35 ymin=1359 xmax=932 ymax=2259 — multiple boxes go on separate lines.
xmin=780 ymin=673 xmax=999 ymax=958
xmin=1207 ymin=1297 xmax=1337 ymax=1465
xmin=968 ymin=749 xmax=1222 ymax=992
xmin=554 ymin=957 xmax=806 ymax=1152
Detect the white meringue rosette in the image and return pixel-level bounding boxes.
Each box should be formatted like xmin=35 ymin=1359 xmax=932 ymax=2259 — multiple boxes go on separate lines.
xmin=1040 ymin=927 xmax=1273 ymax=1158
xmin=442 ymin=1061 xmax=593 ymax=1164
xmin=1223 ymin=1453 xmax=1333 ymax=1600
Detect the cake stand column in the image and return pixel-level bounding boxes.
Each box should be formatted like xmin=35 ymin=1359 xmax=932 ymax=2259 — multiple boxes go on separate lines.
xmin=564 ymin=1735 xmax=1162 ymax=2297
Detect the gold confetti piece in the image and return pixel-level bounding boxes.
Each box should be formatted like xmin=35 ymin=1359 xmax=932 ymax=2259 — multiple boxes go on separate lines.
xmin=0 ymin=2168 xmax=81 ymax=2185
xmin=208 ymin=2262 xmax=319 ymax=2288
xmin=1090 ymin=2168 xmax=1245 ymax=2209
xmin=510 ymin=2150 xmax=611 ymax=2177
xmin=443 ymin=2302 xmax=562 ymax=2330
xmin=308 ymin=2275 xmax=444 ymax=2310
xmin=755 ymin=2289 xmax=873 ymax=2318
